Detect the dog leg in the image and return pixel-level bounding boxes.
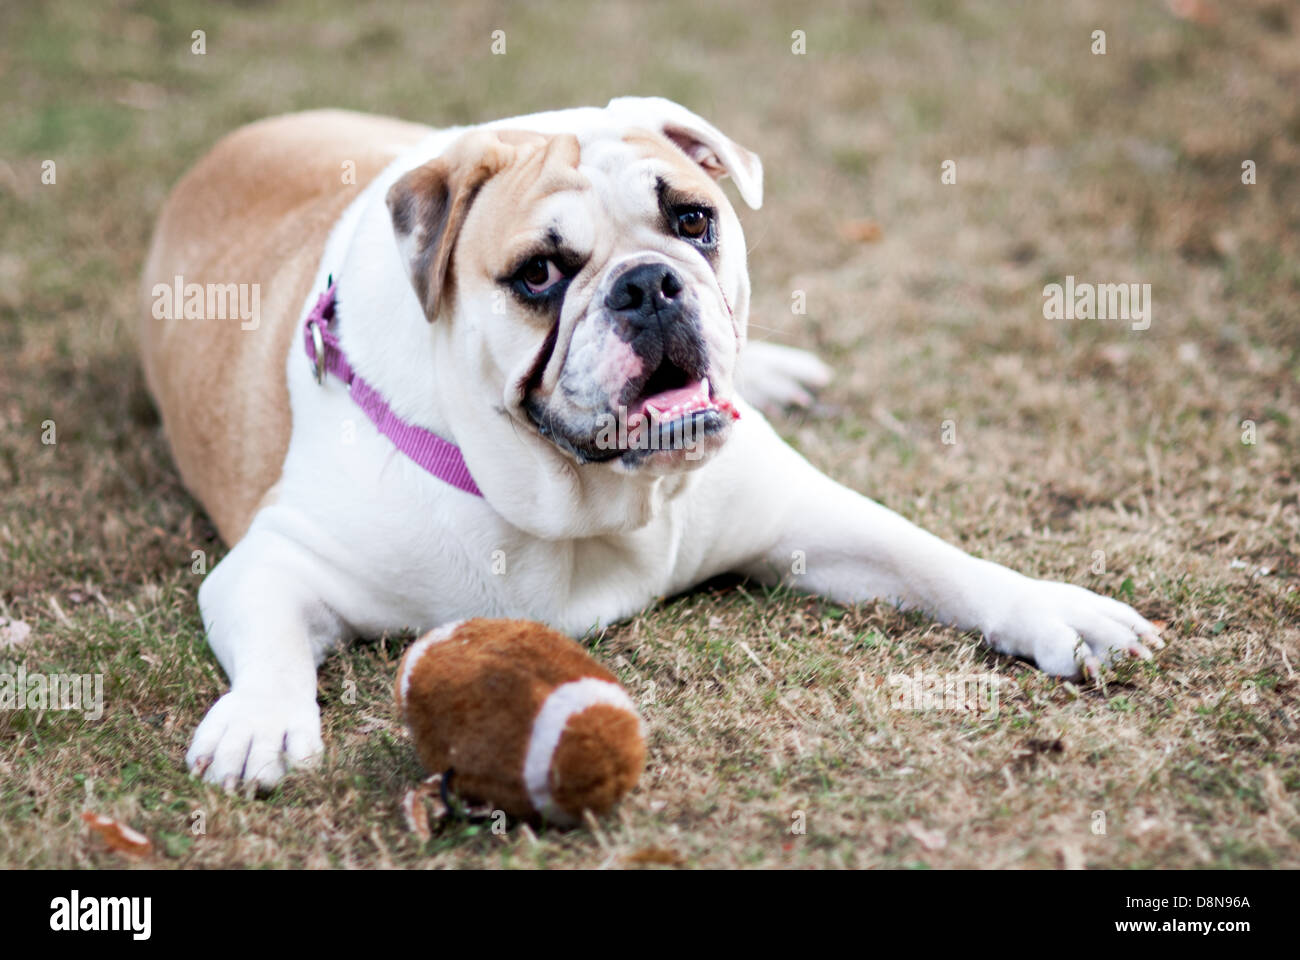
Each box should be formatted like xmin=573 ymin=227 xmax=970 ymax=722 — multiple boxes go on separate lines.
xmin=732 ymin=426 xmax=1162 ymax=677
xmin=186 ymin=524 xmax=347 ymax=789
xmin=737 ymin=340 xmax=831 ymax=414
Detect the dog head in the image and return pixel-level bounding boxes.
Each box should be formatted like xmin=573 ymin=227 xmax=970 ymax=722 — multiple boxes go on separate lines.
xmin=385 ymin=97 xmax=762 ymax=484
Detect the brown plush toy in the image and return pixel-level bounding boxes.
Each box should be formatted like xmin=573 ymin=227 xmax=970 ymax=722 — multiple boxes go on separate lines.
xmin=395 ymin=618 xmax=646 ymax=826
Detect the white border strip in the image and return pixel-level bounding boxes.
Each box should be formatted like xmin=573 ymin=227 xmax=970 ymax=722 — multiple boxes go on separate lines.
xmin=522 ymin=678 xmax=641 ymax=822
xmin=397 ymin=619 xmax=465 ymax=708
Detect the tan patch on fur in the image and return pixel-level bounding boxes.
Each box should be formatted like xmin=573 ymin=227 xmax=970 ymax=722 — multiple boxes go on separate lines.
xmin=621 ymin=128 xmax=732 ymax=205
xmin=138 ymin=110 xmax=431 ymax=543
xmin=386 ymin=130 xmax=545 ymax=319
xmin=394 ymin=618 xmax=642 ymax=820
xmin=388 ymin=129 xmax=585 ymax=322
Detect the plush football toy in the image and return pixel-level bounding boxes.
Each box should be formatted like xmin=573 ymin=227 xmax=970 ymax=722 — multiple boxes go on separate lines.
xmin=395 ymin=618 xmax=646 ymax=825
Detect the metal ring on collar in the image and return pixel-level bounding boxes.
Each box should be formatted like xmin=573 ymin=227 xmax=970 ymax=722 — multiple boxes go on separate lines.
xmin=310 ymin=321 xmax=326 ymax=385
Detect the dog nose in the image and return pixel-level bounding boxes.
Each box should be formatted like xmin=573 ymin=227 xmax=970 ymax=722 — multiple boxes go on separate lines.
xmin=605 ymin=262 xmax=684 ymax=317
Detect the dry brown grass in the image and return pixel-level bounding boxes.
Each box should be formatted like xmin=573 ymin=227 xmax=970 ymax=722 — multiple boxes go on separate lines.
xmin=1 ymin=0 xmax=1297 ymax=868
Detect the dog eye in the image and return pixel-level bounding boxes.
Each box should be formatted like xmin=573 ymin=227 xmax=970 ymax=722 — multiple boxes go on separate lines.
xmin=517 ymin=256 xmax=562 ymax=294
xmin=673 ymin=207 xmax=714 ymax=244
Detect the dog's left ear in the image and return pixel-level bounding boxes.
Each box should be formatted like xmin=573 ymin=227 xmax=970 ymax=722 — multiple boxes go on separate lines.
xmin=606 ymin=96 xmax=763 ymax=210
xmin=386 ymin=129 xmax=545 ymax=321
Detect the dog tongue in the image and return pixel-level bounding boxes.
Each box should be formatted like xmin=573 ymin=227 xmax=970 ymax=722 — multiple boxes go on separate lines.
xmin=643 ymin=378 xmax=710 ymax=416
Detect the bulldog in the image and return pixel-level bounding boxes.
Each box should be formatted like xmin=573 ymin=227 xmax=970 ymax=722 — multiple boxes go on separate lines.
xmin=138 ymin=97 xmax=1162 ymax=789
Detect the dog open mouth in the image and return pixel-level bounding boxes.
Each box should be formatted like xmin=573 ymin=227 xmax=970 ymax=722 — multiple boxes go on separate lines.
xmin=523 ymin=354 xmax=740 ymax=466
xmin=616 ymin=360 xmax=740 ymax=464
xmin=631 ymin=375 xmax=738 ymax=425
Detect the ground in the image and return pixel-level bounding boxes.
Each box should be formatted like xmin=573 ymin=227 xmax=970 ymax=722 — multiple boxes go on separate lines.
xmin=1 ymin=0 xmax=1298 ymax=868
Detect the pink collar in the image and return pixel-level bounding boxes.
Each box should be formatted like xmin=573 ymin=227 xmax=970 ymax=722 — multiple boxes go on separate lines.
xmin=303 ymin=283 xmax=483 ymax=497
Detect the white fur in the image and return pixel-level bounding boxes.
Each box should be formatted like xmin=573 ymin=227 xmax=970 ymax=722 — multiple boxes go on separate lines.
xmin=184 ymin=98 xmax=1160 ymax=789
xmin=522 ymin=678 xmax=641 ymax=824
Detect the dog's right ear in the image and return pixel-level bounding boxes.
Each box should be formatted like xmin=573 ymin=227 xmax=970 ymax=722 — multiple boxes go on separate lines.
xmin=386 ymin=130 xmax=538 ymax=321
xmin=605 ymin=96 xmax=764 ymax=210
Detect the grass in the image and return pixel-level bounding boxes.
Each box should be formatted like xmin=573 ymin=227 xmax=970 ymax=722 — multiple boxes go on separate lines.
xmin=1 ymin=0 xmax=1298 ymax=868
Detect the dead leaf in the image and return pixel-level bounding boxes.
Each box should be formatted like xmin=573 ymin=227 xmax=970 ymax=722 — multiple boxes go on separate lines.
xmin=1165 ymin=0 xmax=1218 ymax=26
xmin=838 ymin=219 xmax=883 ymax=244
xmin=401 ymin=790 xmax=432 ymax=842
xmin=623 ymin=846 xmax=685 ymax=866
xmin=415 ymin=773 xmax=452 ymax=819
xmin=905 ymin=820 xmax=947 ymax=850
xmin=0 ymin=618 xmax=30 ymax=650
xmin=81 ymin=812 xmax=152 ymax=857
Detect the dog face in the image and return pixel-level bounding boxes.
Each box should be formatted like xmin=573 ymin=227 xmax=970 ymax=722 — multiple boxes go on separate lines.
xmin=386 ymin=99 xmax=762 ymax=476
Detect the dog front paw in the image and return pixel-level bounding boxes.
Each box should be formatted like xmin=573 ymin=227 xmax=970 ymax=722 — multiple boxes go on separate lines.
xmin=186 ymin=690 xmax=323 ymax=790
xmin=738 ymin=340 xmax=832 ymax=414
xmin=981 ymin=575 xmax=1164 ymax=678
